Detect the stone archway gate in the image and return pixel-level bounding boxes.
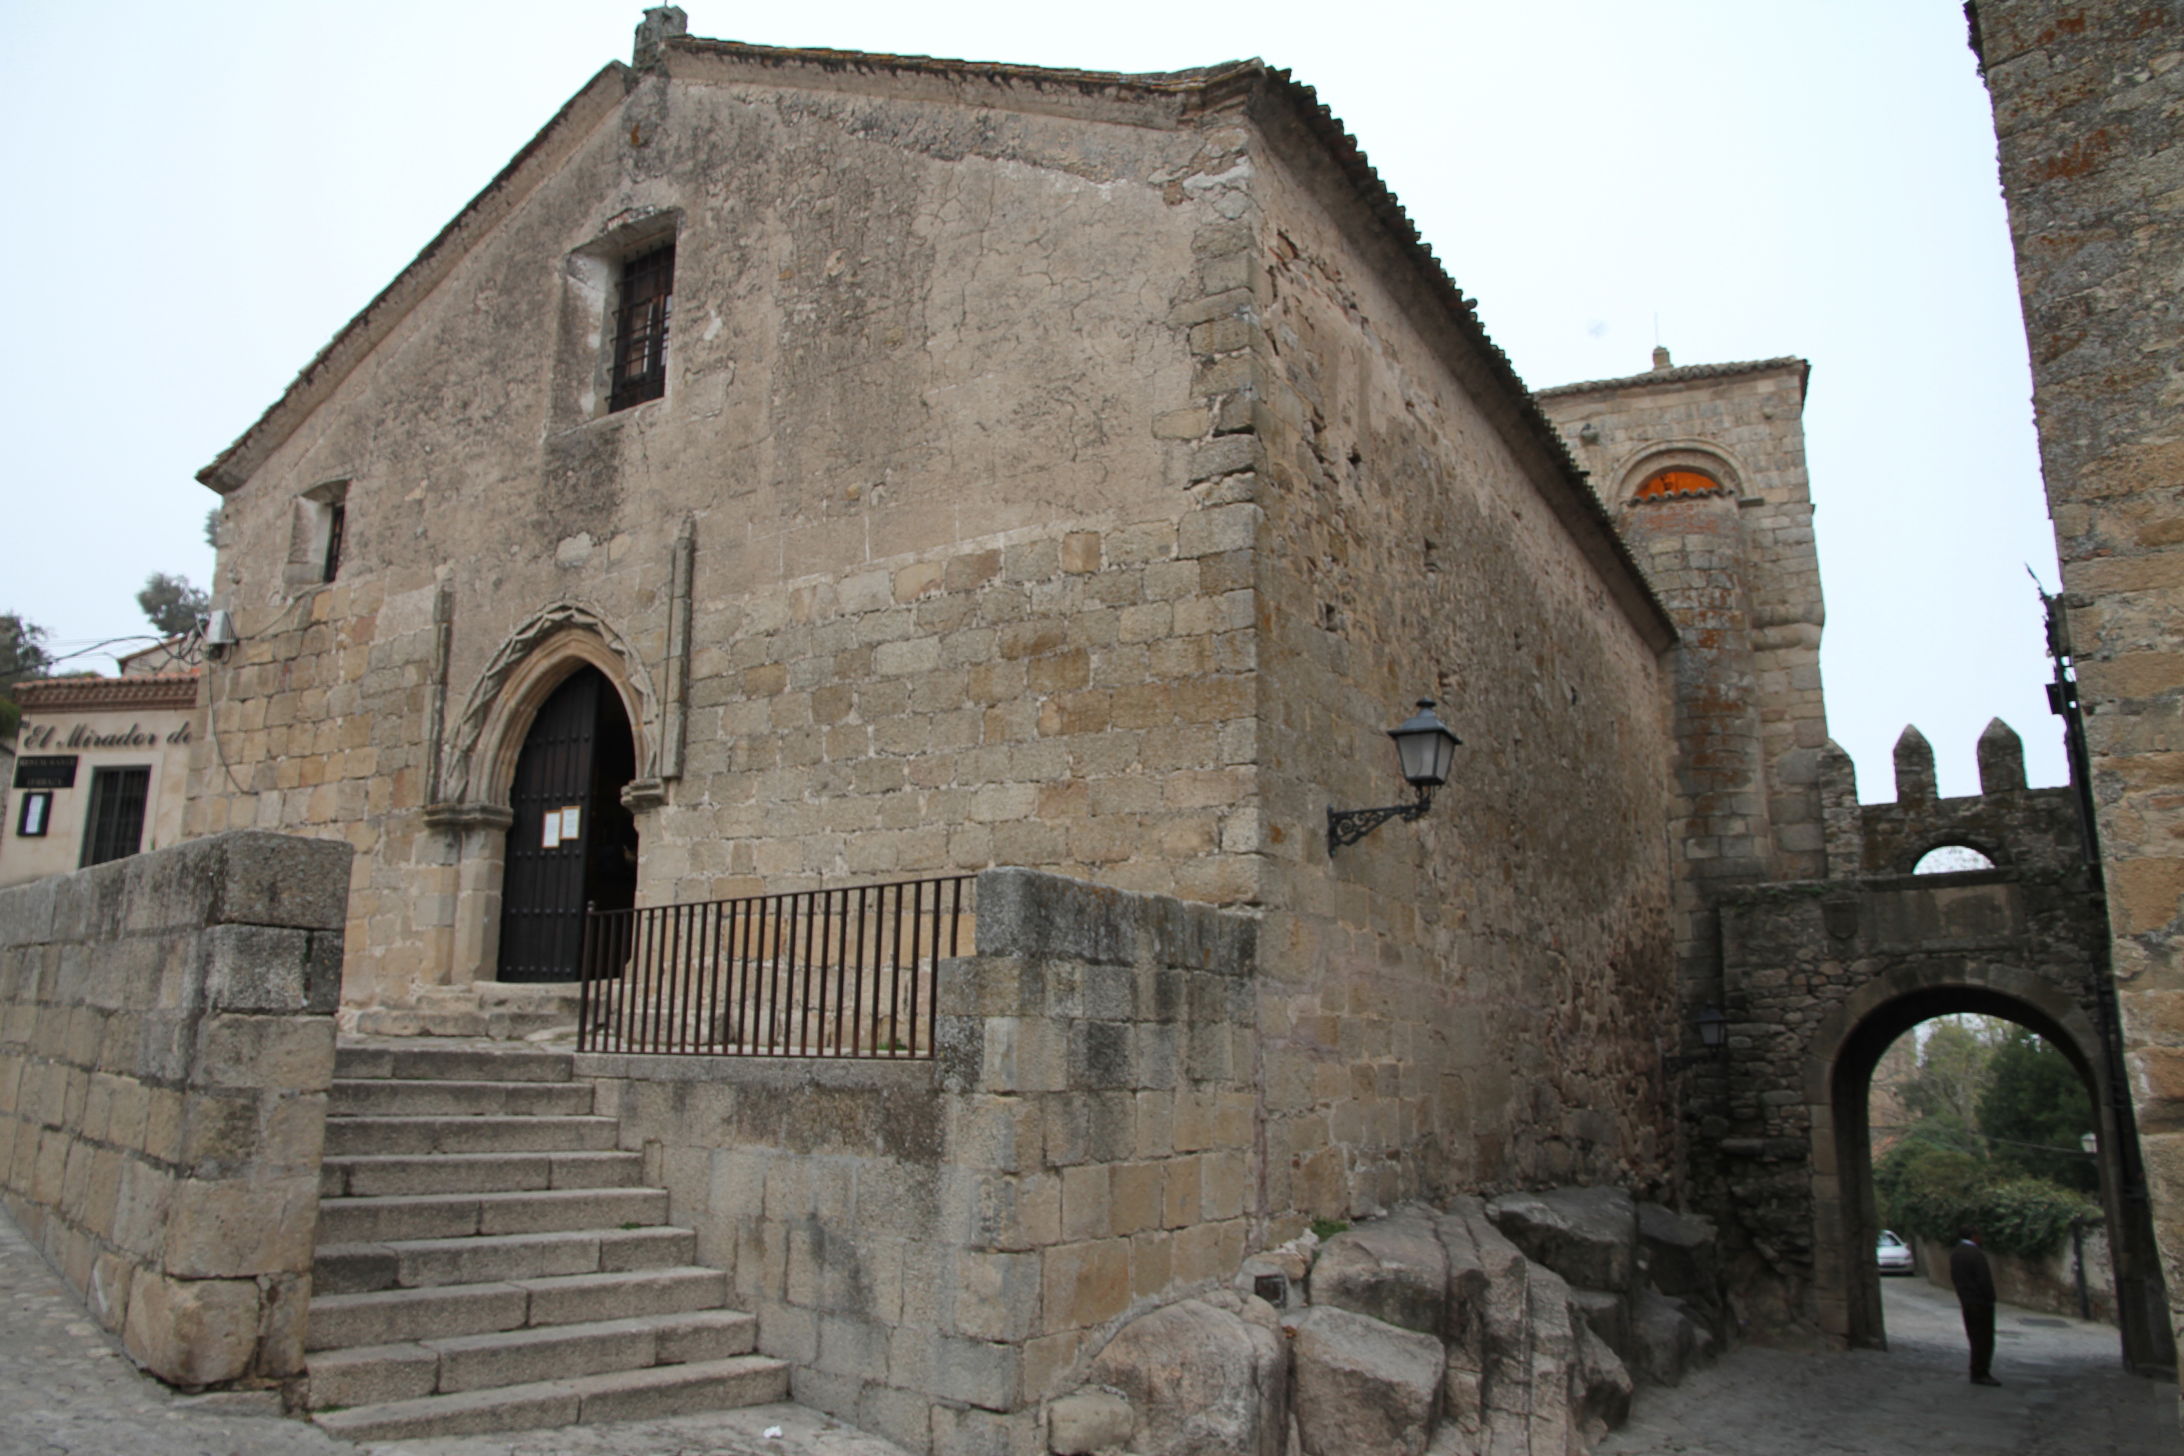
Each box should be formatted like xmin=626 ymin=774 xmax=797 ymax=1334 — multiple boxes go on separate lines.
xmin=1689 ymin=721 xmax=2174 ymax=1372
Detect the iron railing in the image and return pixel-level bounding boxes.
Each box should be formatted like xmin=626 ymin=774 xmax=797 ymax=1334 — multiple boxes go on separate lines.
xmin=576 ymin=876 xmax=973 ymax=1057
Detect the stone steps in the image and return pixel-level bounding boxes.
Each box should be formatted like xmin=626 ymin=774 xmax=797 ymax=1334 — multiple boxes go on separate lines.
xmin=347 ymin=984 xmax=584 ymax=1044
xmin=317 ymin=1186 xmax=670 ymax=1244
xmin=320 ymin=1149 xmax=644 ymax=1198
xmin=313 ymin=1355 xmax=788 ymax=1442
xmin=325 ymin=1114 xmax=623 ymax=1156
xmin=316 ymin=1225 xmax=696 ymax=1294
xmin=328 ymin=1077 xmax=597 ymax=1117
xmin=306 ymin=1039 xmax=783 ymax=1440
xmin=306 ymin=1309 xmax=758 ymax=1406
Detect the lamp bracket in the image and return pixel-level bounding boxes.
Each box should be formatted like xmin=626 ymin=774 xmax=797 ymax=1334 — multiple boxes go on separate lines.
xmin=1328 ymin=786 xmax=1434 ymax=854
xmin=1662 ymin=1046 xmax=1730 ymax=1075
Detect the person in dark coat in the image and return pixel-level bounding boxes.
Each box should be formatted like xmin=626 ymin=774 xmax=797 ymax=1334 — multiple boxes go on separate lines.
xmin=1950 ymin=1227 xmax=2001 ymax=1385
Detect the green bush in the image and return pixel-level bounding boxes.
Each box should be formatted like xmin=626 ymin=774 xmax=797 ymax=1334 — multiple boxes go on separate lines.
xmin=1875 ymin=1137 xmax=2096 ymax=1257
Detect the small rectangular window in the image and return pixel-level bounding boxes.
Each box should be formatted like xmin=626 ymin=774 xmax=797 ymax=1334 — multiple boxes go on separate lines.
xmin=80 ymin=767 xmax=150 ymax=867
xmin=285 ymin=481 xmax=350 ymax=591
xmin=16 ymin=791 xmax=51 ymax=837
xmin=609 ymin=243 xmax=675 ymax=412
xmin=322 ymin=500 xmax=347 ymax=582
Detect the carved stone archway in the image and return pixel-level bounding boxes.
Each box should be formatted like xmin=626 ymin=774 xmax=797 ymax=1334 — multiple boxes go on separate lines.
xmin=438 ymin=600 xmax=663 ymax=811
xmin=424 ymin=600 xmax=665 ymax=989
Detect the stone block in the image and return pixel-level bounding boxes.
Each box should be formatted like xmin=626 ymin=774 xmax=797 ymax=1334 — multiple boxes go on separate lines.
xmin=951 ymin=1249 xmax=1042 ymax=1343
xmin=192 ymin=1014 xmax=336 ymax=1092
xmin=974 ymin=870 xmax=1138 ymax=968
xmin=1047 ymin=1388 xmax=1132 ymax=1455
xmin=1041 ymin=1239 xmax=1130 ymax=1333
xmin=208 ymin=832 xmax=354 ymax=931
xmin=199 ymin=925 xmax=316 ymax=1012
xmin=121 ymin=1270 xmax=262 ymax=1388
xmin=1310 ymin=1207 xmax=1449 ymax=1336
xmin=163 ymin=1174 xmax=318 ymax=1278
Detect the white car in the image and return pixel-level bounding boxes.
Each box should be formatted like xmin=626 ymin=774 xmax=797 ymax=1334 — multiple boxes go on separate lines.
xmin=1877 ymin=1229 xmax=1915 ymax=1275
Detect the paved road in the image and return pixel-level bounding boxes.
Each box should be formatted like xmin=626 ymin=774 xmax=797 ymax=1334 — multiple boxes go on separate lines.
xmin=1600 ymin=1276 xmax=2178 ymax=1455
xmin=0 ymin=1206 xmax=905 ymax=1456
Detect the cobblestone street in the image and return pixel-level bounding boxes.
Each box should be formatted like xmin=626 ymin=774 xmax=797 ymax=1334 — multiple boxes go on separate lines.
xmin=1600 ymin=1277 xmax=2176 ymax=1455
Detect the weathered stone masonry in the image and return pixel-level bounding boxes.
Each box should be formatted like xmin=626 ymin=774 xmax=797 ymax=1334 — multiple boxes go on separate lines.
xmin=1975 ymin=0 xmax=2184 ymax=1371
xmin=188 ymin=35 xmax=1688 ymax=1234
xmin=578 ymin=869 xmax=1260 ymax=1455
xmin=0 ymin=831 xmax=351 ymax=1390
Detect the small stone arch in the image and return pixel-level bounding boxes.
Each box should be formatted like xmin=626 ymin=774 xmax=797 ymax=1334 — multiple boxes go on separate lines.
xmin=440 ymin=600 xmax=661 ymax=809
xmin=1615 ymin=442 xmax=1750 ymax=505
xmin=1908 ymin=839 xmax=2008 ymax=875
xmin=1803 ymin=962 xmax=2119 ymax=1355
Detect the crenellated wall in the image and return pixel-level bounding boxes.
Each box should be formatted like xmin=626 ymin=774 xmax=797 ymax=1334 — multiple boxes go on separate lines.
xmin=1695 ymin=720 xmax=2169 ymax=1361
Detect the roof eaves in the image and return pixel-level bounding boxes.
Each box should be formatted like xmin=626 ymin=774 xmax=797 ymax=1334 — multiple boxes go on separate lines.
xmin=1248 ymin=69 xmax=1677 ymax=653
xmin=1536 ymin=356 xmax=1812 ymax=404
xmin=196 ymin=62 xmax=635 ymax=495
xmin=14 ymin=675 xmax=201 ymax=712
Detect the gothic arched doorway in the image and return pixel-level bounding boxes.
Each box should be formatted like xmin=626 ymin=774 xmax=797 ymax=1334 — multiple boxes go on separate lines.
xmin=497 ymin=667 xmax=638 ymax=981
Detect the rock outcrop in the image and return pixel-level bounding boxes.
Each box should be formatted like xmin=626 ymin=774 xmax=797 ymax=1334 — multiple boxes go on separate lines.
xmin=1080 ymin=1292 xmax=1286 ymax=1456
xmin=1047 ymin=1186 xmax=1722 ymax=1456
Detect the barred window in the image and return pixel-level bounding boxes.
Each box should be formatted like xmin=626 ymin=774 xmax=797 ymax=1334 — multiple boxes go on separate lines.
xmin=609 ymin=243 xmax=675 ymax=412
xmin=80 ymin=766 xmax=150 ymax=867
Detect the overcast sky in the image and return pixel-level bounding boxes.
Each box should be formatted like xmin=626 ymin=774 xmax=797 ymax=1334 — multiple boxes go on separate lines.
xmin=0 ymin=1 xmax=2062 ymax=800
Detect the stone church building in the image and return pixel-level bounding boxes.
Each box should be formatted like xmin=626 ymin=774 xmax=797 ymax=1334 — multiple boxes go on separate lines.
xmin=94 ymin=3 xmax=2167 ymax=1445
xmin=188 ymin=8 xmax=1742 ymax=1225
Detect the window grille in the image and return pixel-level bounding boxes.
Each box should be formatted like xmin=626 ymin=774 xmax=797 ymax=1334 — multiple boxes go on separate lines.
xmin=609 ymin=243 xmax=675 ymax=412
xmin=80 ymin=766 xmax=150 ymax=867
xmin=322 ymin=500 xmax=346 ymax=582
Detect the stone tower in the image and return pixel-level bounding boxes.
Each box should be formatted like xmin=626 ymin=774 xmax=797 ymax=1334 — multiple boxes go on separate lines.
xmin=1535 ymin=353 xmax=1827 ymax=1010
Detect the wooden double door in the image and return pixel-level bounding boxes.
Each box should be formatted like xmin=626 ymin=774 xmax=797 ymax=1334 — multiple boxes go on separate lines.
xmin=497 ymin=667 xmax=638 ymax=981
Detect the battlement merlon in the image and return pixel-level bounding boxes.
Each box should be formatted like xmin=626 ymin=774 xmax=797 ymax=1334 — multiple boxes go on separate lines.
xmin=1820 ymin=721 xmax=2084 ymax=879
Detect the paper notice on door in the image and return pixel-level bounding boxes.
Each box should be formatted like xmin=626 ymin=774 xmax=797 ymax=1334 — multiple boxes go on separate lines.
xmin=560 ymin=805 xmax=581 ymax=841
xmin=541 ymin=813 xmax=562 ymax=849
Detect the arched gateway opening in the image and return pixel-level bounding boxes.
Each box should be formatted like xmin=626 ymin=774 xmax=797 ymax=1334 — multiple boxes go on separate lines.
xmin=496 ymin=666 xmax=639 ymax=981
xmin=1821 ymin=976 xmax=2165 ymax=1366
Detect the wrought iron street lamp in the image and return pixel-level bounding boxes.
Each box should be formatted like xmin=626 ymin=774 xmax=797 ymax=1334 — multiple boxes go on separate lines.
xmin=1663 ymin=1005 xmax=1730 ymax=1073
xmin=1327 ymin=700 xmax=1462 ymax=854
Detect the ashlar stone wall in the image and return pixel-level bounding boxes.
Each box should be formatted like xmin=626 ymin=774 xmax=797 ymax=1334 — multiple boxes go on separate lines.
xmin=0 ymin=831 xmax=351 ymax=1389
xmin=1975 ymin=0 xmax=2184 ymax=1370
xmin=1237 ymin=91 xmax=1683 ymax=1216
xmin=576 ymin=869 xmax=1258 ymax=1456
xmin=187 ymin=35 xmax=1691 ymax=1239
xmin=190 ymin=48 xmax=1267 ymax=1013
xmin=1537 ymin=359 xmax=1829 ymax=1032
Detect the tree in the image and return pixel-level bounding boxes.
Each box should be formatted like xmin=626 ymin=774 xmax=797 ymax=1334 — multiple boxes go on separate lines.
xmin=0 ymin=613 xmax=53 ymax=740
xmin=1979 ymin=1026 xmax=2098 ymax=1193
xmin=136 ymin=573 xmax=209 ymax=637
xmin=1901 ymin=1015 xmax=2006 ymax=1134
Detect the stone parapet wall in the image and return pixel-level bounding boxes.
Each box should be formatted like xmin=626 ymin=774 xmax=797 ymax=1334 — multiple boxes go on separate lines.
xmin=0 ymin=831 xmax=351 ymax=1389
xmin=576 ymin=867 xmax=1258 ymax=1456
